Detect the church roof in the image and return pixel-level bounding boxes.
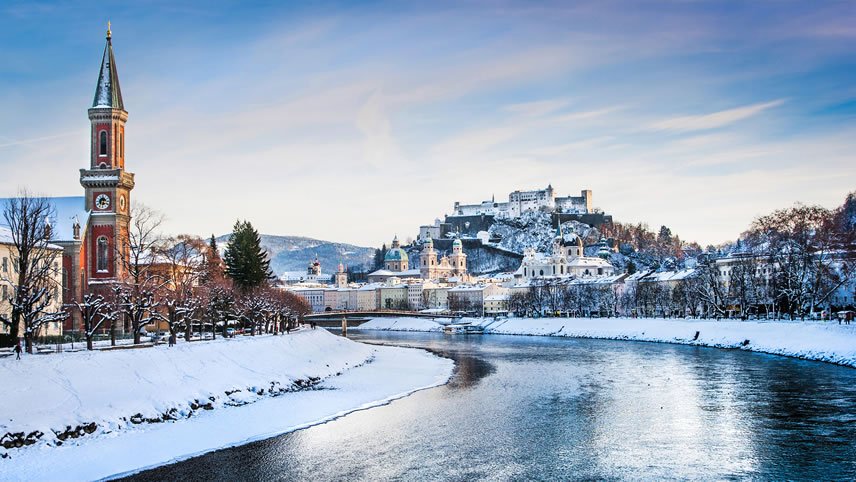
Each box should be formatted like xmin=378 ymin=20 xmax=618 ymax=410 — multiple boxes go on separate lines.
xmin=92 ymin=30 xmax=124 ymax=110
xmin=384 ymin=247 xmax=408 ymax=262
xmin=0 ymin=196 xmax=89 ymax=243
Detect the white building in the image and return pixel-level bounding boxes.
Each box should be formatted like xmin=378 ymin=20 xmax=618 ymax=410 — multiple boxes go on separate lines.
xmin=0 ymin=227 xmax=64 ymax=338
xmin=515 ymin=226 xmax=615 ymax=281
xmin=451 ymin=184 xmax=592 ymax=218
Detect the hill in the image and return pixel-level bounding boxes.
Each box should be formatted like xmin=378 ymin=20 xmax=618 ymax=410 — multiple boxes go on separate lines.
xmin=215 ymin=234 xmax=375 ymax=276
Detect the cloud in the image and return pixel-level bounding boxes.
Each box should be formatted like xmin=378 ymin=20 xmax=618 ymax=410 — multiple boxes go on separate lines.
xmin=647 ymin=99 xmax=786 ymax=132
xmin=504 ymin=98 xmax=572 ymax=117
xmin=356 ymin=89 xmax=400 ymax=168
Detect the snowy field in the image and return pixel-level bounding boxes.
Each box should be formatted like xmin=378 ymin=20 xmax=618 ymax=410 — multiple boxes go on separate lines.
xmin=355 ymin=316 xmax=856 ymax=368
xmin=0 ymin=329 xmax=453 ymax=480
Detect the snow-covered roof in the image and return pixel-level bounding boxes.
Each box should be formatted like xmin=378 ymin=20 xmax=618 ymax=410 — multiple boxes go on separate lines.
xmin=368 ymin=268 xmax=421 ymax=278
xmin=567 ymin=256 xmax=613 ymax=268
xmin=448 ymin=284 xmax=488 ymax=292
xmin=93 ymin=36 xmax=124 ymax=109
xmin=640 ymin=269 xmax=697 ymax=282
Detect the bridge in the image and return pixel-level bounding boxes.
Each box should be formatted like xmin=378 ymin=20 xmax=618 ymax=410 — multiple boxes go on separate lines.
xmin=304 ymin=310 xmax=457 ymax=327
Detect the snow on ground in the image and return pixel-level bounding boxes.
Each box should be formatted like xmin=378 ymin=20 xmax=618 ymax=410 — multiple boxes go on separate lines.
xmin=358 ymin=316 xmax=447 ymax=332
xmin=0 ymin=329 xmax=453 ymax=480
xmin=355 ymin=317 xmax=856 ymax=368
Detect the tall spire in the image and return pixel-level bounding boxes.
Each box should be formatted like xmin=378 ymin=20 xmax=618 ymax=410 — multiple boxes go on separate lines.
xmin=92 ymin=22 xmax=124 ymax=110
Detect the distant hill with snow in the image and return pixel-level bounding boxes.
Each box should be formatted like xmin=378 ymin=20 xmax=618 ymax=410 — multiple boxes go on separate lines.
xmin=215 ymin=234 xmax=375 ymax=275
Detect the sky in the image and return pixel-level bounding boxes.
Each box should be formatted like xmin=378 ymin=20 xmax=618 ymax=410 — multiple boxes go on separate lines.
xmin=0 ymin=0 xmax=854 ymax=248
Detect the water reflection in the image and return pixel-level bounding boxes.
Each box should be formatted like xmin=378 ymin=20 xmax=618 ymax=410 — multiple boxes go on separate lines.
xmin=127 ymin=333 xmax=856 ymax=481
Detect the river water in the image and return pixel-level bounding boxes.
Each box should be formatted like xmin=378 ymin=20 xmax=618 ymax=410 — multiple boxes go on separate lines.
xmin=127 ymin=331 xmax=856 ymax=481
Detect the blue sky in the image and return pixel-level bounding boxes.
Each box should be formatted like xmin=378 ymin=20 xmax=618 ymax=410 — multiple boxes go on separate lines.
xmin=0 ymin=0 xmax=854 ymax=247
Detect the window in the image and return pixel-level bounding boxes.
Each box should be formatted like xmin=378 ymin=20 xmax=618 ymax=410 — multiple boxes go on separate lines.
xmin=2 ymin=285 xmax=6 ymax=300
xmin=99 ymin=131 xmax=108 ymax=157
xmin=120 ymin=132 xmax=124 ymax=157
xmin=97 ymin=237 xmax=109 ymax=272
xmin=1 ymin=257 xmax=6 ymax=272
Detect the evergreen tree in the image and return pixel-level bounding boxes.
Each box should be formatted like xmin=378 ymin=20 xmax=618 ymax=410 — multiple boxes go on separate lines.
xmin=626 ymin=259 xmax=637 ymax=275
xmin=223 ymin=220 xmax=273 ymax=291
xmin=373 ymin=244 xmax=388 ymax=270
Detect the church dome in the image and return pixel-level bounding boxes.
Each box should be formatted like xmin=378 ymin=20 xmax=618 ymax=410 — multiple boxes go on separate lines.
xmin=385 ymin=247 xmax=409 ymax=262
xmin=452 ymin=238 xmax=462 ymax=247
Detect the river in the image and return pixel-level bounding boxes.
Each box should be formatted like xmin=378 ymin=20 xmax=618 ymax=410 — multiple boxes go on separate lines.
xmin=126 ymin=331 xmax=856 ymax=480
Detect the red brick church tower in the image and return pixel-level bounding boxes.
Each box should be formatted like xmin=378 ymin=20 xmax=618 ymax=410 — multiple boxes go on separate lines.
xmin=80 ymin=23 xmax=135 ymax=282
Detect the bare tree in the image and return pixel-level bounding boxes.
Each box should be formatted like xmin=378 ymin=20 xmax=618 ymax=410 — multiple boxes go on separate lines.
xmin=0 ymin=192 xmax=67 ymax=352
xmin=115 ymin=202 xmax=167 ymax=344
xmin=747 ymin=204 xmax=841 ymax=318
xmin=692 ymin=257 xmax=728 ymax=317
xmin=157 ymin=235 xmax=206 ymax=340
xmin=69 ymin=293 xmax=114 ymax=350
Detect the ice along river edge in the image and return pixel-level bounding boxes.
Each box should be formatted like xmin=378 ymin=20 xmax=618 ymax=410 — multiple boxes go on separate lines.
xmin=354 ymin=316 xmax=856 ymax=368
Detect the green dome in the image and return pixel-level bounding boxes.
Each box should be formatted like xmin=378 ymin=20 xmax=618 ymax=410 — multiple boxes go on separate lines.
xmin=385 ymin=247 xmax=409 ymax=262
xmin=452 ymin=238 xmax=462 ymax=247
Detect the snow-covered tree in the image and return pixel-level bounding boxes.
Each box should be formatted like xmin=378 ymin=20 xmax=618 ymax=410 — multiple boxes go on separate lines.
xmin=747 ymin=204 xmax=842 ymax=317
xmin=0 ymin=193 xmax=67 ymax=352
xmin=70 ymin=293 xmax=114 ymax=350
xmin=115 ymin=202 xmax=167 ymax=344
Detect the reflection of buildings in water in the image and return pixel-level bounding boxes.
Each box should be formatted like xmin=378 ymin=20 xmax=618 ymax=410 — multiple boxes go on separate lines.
xmin=444 ymin=350 xmax=494 ymax=389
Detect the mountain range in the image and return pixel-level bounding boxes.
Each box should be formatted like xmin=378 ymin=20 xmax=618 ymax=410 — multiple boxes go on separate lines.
xmin=215 ymin=234 xmax=376 ymax=275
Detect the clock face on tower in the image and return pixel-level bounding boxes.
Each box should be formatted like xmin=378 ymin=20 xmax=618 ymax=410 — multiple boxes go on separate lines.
xmin=95 ymin=194 xmax=111 ymax=210
xmin=119 ymin=194 xmax=126 ymax=212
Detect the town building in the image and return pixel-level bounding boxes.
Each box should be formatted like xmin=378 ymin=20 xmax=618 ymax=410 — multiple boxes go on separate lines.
xmin=451 ymin=185 xmax=592 ymax=218
xmin=0 ymin=228 xmax=64 ymax=338
xmin=447 ymin=283 xmax=507 ymax=315
xmin=515 ymin=226 xmax=615 ymax=281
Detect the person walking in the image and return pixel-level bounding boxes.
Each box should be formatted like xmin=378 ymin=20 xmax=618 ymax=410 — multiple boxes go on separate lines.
xmin=14 ymin=340 xmax=22 ymax=360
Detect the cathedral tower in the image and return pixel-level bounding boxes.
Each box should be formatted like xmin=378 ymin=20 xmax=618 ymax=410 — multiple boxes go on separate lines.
xmin=420 ymin=236 xmax=438 ymax=280
xmin=80 ymin=24 xmax=134 ymax=282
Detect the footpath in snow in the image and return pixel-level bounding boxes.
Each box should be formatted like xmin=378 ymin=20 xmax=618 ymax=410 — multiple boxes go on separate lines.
xmin=0 ymin=329 xmax=453 ymax=481
xmin=355 ymin=316 xmax=856 ymax=368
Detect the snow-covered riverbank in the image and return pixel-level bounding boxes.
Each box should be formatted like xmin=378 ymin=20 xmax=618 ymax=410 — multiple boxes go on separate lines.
xmin=0 ymin=329 xmax=453 ymax=480
xmin=355 ymin=317 xmax=856 ymax=368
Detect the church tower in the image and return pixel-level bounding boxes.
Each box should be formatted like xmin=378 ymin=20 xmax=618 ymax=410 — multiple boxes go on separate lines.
xmin=420 ymin=236 xmax=438 ymax=280
xmin=449 ymin=238 xmax=467 ymax=277
xmin=335 ymin=262 xmax=348 ymax=288
xmin=80 ymin=24 xmax=134 ymax=282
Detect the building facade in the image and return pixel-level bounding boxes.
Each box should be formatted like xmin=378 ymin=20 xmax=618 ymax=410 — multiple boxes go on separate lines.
xmin=515 ymin=227 xmax=615 ymax=281
xmin=452 ymin=185 xmax=593 ymax=218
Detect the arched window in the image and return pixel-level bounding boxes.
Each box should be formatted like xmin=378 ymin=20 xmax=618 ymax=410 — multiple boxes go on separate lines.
xmin=524 ymin=268 xmax=527 ymax=277
xmin=539 ymin=269 xmax=544 ymax=276
xmin=97 ymin=237 xmax=109 ymax=272
xmin=120 ymin=132 xmax=124 ymax=158
xmin=99 ymin=131 xmax=108 ymax=157
xmin=560 ymin=265 xmax=564 ymax=274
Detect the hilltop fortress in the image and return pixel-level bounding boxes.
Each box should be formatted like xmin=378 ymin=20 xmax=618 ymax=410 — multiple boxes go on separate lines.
xmin=453 ymin=184 xmax=592 ymax=218
xmin=421 ymin=184 xmax=612 ymax=241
